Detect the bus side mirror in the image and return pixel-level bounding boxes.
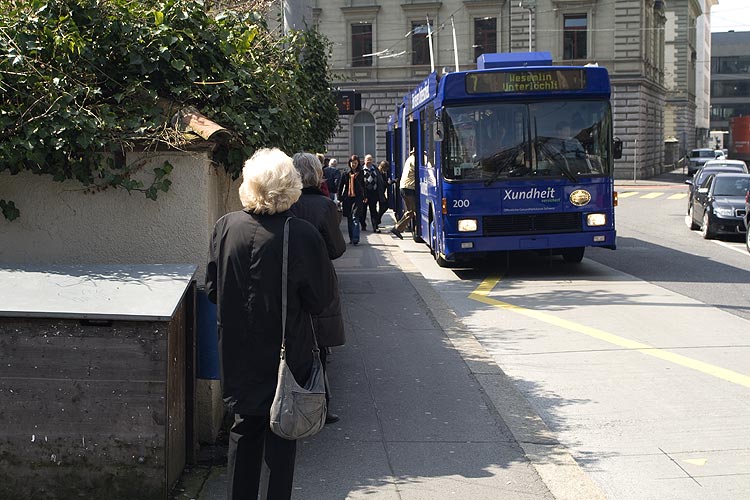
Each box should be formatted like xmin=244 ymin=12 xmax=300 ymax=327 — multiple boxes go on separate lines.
xmin=613 ymin=137 xmax=623 ymax=159
xmin=433 ymin=122 xmax=443 ymax=142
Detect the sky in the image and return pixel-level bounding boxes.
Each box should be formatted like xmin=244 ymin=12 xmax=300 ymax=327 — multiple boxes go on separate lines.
xmin=711 ymin=0 xmax=750 ymax=32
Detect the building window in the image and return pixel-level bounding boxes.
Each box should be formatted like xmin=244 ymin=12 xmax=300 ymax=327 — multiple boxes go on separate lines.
xmin=711 ymin=104 xmax=750 ymax=121
xmin=563 ymin=15 xmax=587 ymax=60
xmin=711 ymin=80 xmax=750 ymax=98
xmin=352 ymin=24 xmax=373 ymax=67
xmin=713 ymin=55 xmax=750 ymax=74
xmin=412 ymin=22 xmax=431 ymax=66
xmin=474 ymin=17 xmax=497 ymax=61
xmin=352 ymin=112 xmax=376 ymax=159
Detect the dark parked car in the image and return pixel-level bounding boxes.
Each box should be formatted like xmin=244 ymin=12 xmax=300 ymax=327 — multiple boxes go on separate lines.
xmin=689 ymin=173 xmax=750 ymax=239
xmin=686 ymin=159 xmax=749 ymax=214
xmin=745 ymin=190 xmax=750 ymax=253
xmin=687 ymin=148 xmax=719 ymax=175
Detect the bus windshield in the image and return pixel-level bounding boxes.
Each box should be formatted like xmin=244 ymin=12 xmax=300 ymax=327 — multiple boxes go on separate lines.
xmin=443 ymin=100 xmax=612 ymax=182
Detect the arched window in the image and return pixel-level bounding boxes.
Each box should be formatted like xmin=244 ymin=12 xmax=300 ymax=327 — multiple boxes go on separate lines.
xmin=352 ymin=112 xmax=376 ymax=158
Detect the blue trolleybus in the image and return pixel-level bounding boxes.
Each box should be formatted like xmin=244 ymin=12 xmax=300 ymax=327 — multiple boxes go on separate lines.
xmin=385 ymin=52 xmax=622 ymax=266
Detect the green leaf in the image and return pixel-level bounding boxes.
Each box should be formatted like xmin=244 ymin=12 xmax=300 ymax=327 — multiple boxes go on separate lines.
xmin=153 ymin=11 xmax=164 ymax=26
xmin=0 ymin=200 xmax=20 ymax=221
xmin=171 ymin=58 xmax=186 ymax=71
xmin=237 ymin=28 xmax=257 ymax=53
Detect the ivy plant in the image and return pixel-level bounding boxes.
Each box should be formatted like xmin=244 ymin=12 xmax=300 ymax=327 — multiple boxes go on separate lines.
xmin=0 ymin=0 xmax=339 ymax=220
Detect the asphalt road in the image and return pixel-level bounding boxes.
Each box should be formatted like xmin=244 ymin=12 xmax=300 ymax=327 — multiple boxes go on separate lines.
xmin=588 ymin=174 xmax=750 ymax=322
xmin=384 ymin=178 xmax=750 ymax=500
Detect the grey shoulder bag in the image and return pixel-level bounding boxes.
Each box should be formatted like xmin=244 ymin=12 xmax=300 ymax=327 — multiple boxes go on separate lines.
xmin=269 ymin=218 xmax=327 ymax=440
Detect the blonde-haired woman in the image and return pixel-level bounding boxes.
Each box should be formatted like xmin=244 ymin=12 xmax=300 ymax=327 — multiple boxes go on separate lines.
xmin=206 ymin=147 xmax=335 ymax=500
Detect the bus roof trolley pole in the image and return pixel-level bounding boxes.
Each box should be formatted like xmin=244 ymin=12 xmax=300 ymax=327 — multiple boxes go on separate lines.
xmin=389 ymin=52 xmax=619 ymax=268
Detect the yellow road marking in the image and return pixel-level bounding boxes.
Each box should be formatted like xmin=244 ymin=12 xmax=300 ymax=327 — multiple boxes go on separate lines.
xmin=668 ymin=193 xmax=687 ymax=200
xmin=618 ymin=192 xmax=638 ymax=198
xmin=641 ymin=192 xmax=663 ymax=199
xmin=683 ymin=459 xmax=707 ymax=466
xmin=469 ymin=276 xmax=750 ymax=389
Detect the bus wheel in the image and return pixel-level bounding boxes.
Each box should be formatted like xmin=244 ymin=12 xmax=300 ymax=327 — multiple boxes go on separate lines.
xmin=429 ymin=216 xmax=436 ymax=256
xmin=410 ymin=218 xmax=424 ymax=242
xmin=435 ymin=254 xmax=451 ymax=267
xmin=561 ymin=247 xmax=585 ymax=263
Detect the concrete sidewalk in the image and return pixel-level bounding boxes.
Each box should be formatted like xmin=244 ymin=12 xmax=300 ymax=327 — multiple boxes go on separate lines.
xmin=173 ymin=216 xmax=606 ymax=500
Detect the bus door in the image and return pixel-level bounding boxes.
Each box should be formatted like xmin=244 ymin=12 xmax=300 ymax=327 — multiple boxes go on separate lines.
xmin=408 ymin=115 xmax=422 ymax=240
xmin=392 ymin=126 xmax=403 ymax=218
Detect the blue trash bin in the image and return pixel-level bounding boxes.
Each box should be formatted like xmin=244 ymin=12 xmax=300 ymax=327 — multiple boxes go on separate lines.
xmin=196 ymin=290 xmax=220 ymax=380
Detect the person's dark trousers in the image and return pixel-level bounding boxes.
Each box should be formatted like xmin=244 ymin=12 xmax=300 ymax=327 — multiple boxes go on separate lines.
xmin=394 ymin=188 xmax=416 ymax=233
xmin=226 ymin=414 xmax=296 ymax=500
xmin=378 ymin=194 xmax=389 ymax=223
xmin=364 ymin=192 xmax=380 ymax=229
xmin=343 ymin=198 xmax=361 ymax=243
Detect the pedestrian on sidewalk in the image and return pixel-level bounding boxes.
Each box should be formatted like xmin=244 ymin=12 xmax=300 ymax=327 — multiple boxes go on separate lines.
xmin=391 ymin=147 xmax=417 ymax=240
xmin=323 ymin=157 xmax=342 ymax=202
xmin=290 ymin=152 xmax=347 ymax=424
xmin=361 ymin=154 xmax=384 ymax=232
xmin=205 ymin=148 xmax=336 ymax=500
xmin=315 ymin=153 xmax=331 ymax=198
xmin=377 ymin=160 xmax=393 ymax=224
xmin=337 ymin=154 xmax=365 ymax=245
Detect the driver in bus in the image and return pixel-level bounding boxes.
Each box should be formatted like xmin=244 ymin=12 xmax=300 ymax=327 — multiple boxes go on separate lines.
xmin=554 ymin=121 xmax=585 ymax=155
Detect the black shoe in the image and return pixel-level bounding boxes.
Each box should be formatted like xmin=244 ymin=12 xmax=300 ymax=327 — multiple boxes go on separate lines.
xmin=325 ymin=413 xmax=340 ymax=425
xmin=374 ymin=228 xmax=381 ymax=233
xmin=390 ymin=228 xmax=403 ymax=239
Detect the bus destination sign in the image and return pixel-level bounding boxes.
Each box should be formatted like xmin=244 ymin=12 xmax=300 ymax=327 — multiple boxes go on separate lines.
xmin=466 ymin=69 xmax=587 ymax=94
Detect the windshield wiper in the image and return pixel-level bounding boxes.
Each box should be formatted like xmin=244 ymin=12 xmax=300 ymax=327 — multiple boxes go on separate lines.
xmin=539 ymin=142 xmax=577 ymax=182
xmin=483 ymin=143 xmax=526 ymax=186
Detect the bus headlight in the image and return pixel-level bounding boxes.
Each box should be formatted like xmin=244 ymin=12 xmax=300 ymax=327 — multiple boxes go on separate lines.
xmin=457 ymin=219 xmax=478 ymax=232
xmin=586 ymin=213 xmax=607 ymax=226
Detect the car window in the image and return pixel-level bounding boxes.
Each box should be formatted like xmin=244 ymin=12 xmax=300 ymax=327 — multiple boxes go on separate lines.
xmin=713 ymin=177 xmax=750 ymax=197
xmin=700 ymin=175 xmax=714 ymax=189
xmin=696 ymin=171 xmax=710 ymax=185
xmin=691 ymin=150 xmax=714 ymax=158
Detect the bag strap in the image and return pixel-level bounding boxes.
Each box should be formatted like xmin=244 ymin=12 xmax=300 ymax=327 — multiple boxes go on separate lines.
xmin=280 ymin=217 xmax=319 ymax=357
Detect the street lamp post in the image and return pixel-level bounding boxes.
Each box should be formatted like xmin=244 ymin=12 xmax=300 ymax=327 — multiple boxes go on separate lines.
xmin=519 ymin=1 xmax=534 ymax=51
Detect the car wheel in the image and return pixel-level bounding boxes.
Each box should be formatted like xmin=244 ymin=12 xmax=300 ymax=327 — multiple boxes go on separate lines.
xmin=701 ymin=212 xmax=714 ymax=239
xmin=688 ymin=205 xmax=699 ymax=230
xmin=561 ymin=247 xmax=585 ymax=263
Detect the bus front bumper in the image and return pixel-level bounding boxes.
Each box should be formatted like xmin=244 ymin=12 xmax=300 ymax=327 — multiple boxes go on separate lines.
xmin=442 ymin=230 xmax=616 ymax=260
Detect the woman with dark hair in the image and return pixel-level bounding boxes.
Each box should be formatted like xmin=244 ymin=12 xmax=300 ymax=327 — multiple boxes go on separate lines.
xmin=337 ymin=154 xmax=365 ymax=245
xmin=205 ymin=148 xmax=335 ymax=500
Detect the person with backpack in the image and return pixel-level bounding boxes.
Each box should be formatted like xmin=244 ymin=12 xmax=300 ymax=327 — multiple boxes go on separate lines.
xmin=322 ymin=158 xmax=341 ymax=202
xmin=360 ymin=154 xmax=384 ymax=232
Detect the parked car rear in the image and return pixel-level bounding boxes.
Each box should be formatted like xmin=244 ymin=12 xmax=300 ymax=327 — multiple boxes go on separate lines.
xmin=687 ymin=148 xmax=719 ymax=175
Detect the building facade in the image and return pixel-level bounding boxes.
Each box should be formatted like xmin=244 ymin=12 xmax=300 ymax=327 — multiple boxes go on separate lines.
xmin=709 ymin=30 xmax=750 ymax=146
xmin=292 ymin=0 xmax=671 ymax=178
xmin=663 ymin=0 xmax=715 ymax=157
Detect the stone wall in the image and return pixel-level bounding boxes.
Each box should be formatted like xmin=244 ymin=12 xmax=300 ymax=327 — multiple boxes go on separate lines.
xmin=612 ymin=78 xmax=668 ymax=179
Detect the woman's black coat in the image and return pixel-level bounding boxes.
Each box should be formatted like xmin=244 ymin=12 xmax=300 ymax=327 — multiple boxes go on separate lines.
xmin=205 ymin=210 xmax=335 ymax=416
xmin=290 ymin=187 xmax=347 ymax=347
xmin=290 ymin=187 xmax=346 ymax=261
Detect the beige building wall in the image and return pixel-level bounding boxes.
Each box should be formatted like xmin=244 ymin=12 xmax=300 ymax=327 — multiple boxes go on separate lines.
xmin=0 ymin=150 xmax=241 ymax=283
xmin=310 ymin=0 xmax=672 ymax=179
